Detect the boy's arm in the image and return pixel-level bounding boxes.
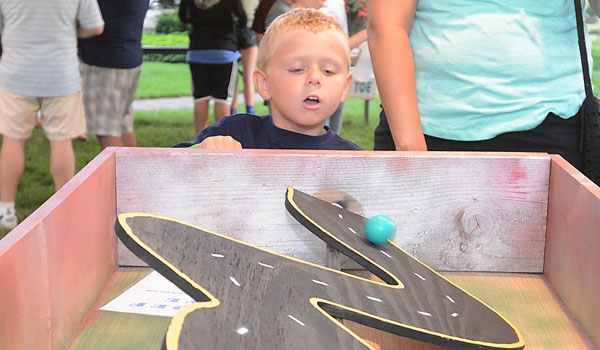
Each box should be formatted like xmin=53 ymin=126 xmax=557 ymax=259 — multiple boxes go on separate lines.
xmin=367 ymin=0 xmax=426 ymax=151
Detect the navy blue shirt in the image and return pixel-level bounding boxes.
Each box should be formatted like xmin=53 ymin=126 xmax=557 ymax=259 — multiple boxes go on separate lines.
xmin=174 ymin=114 xmax=362 ymax=150
xmin=79 ymin=0 xmax=147 ymax=69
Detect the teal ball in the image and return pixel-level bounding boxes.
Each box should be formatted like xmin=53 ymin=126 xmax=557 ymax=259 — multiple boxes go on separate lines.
xmin=364 ymin=214 xmax=396 ymax=245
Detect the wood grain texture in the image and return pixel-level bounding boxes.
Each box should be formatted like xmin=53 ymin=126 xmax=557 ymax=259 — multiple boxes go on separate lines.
xmin=544 ymin=156 xmax=600 ymax=349
xmin=113 ymin=187 xmax=525 ymax=349
xmin=115 ymin=148 xmax=550 ymax=272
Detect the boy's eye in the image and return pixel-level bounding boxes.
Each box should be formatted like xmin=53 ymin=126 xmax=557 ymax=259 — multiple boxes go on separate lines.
xmin=289 ymin=68 xmax=304 ymax=73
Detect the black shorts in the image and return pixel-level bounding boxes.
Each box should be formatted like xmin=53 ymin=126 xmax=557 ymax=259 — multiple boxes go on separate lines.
xmin=374 ymin=108 xmax=584 ymax=171
xmin=189 ymin=61 xmax=238 ymax=103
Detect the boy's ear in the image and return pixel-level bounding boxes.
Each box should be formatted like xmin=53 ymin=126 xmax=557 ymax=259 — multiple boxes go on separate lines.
xmin=253 ymin=69 xmax=271 ymax=101
xmin=340 ymin=72 xmax=353 ymax=103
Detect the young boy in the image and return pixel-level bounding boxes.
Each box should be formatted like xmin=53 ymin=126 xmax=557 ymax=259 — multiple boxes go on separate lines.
xmin=174 ymin=8 xmax=360 ymax=150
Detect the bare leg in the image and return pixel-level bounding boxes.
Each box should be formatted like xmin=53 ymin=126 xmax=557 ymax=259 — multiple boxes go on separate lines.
xmin=121 ymin=132 xmax=137 ymax=147
xmin=214 ymin=102 xmax=232 ymax=123
xmin=240 ymin=46 xmax=258 ymax=111
xmin=0 ymin=136 xmax=26 ymax=202
xmin=194 ymin=99 xmax=210 ymax=133
xmin=97 ymin=135 xmax=124 ymax=149
xmin=97 ymin=132 xmax=137 ymax=149
xmin=49 ymin=139 xmax=75 ymax=191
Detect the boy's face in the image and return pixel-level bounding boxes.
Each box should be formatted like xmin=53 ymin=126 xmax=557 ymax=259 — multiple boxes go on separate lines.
xmin=254 ymin=29 xmax=352 ymax=136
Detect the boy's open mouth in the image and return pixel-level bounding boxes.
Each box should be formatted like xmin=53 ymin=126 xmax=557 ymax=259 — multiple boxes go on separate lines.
xmin=304 ymin=96 xmax=320 ymax=105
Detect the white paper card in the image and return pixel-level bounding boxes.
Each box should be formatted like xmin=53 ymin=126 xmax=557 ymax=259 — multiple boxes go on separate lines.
xmin=100 ymin=270 xmax=196 ymax=317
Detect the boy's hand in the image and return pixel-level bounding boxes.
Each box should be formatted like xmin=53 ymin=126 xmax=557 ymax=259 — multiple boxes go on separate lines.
xmin=194 ymin=136 xmax=243 ymax=150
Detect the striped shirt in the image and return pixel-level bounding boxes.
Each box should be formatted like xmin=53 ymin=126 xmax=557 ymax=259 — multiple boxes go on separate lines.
xmin=0 ymin=0 xmax=104 ymax=97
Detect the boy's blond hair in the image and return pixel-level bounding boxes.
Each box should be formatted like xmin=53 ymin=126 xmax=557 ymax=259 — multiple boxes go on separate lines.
xmin=257 ymin=8 xmax=351 ymax=71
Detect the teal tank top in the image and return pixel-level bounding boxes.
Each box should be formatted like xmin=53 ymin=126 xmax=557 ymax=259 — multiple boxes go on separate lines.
xmin=410 ymin=0 xmax=591 ymax=140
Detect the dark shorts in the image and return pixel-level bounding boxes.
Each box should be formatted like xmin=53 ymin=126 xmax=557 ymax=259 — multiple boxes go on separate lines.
xmin=189 ymin=61 xmax=238 ymax=104
xmin=237 ymin=27 xmax=258 ymax=50
xmin=374 ymin=108 xmax=584 ymax=171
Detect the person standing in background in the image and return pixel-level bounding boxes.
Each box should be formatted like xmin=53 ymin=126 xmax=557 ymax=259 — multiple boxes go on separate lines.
xmin=179 ymin=0 xmax=248 ymax=133
xmin=367 ymin=1 xmax=590 ymax=172
xmin=79 ymin=0 xmax=148 ymax=150
xmin=0 ymin=0 xmax=104 ymax=229
xmin=231 ymin=0 xmax=259 ymax=115
xmin=320 ymin=0 xmax=367 ymax=134
xmin=265 ymin=0 xmax=325 ymax=29
xmin=250 ymin=0 xmax=276 ymax=43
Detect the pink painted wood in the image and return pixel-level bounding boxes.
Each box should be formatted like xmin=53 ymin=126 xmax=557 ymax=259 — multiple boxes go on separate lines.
xmin=0 ymin=149 xmax=118 ymax=350
xmin=545 ymin=155 xmax=600 ymax=349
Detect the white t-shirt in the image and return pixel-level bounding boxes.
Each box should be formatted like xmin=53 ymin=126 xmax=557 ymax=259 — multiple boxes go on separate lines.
xmin=321 ymin=0 xmax=348 ymax=36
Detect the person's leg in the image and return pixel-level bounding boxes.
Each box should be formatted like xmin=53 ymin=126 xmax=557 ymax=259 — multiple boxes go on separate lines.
xmin=190 ymin=63 xmax=214 ymax=132
xmin=214 ymin=102 xmax=232 ymax=123
xmin=373 ymin=108 xmax=396 ymax=150
xmin=212 ymin=60 xmax=238 ymax=123
xmin=231 ymin=71 xmax=240 ymax=115
xmin=194 ymin=99 xmax=210 ymax=132
xmin=49 ymin=138 xmax=75 ymax=190
xmin=0 ymin=136 xmax=27 ymax=203
xmin=121 ymin=132 xmax=138 ymax=147
xmin=41 ymin=92 xmax=86 ymax=190
xmin=326 ymin=103 xmax=344 ymax=134
xmin=0 ymin=86 xmax=38 ymax=206
xmin=97 ymin=135 xmax=125 ymax=148
xmin=240 ymin=45 xmax=258 ymax=114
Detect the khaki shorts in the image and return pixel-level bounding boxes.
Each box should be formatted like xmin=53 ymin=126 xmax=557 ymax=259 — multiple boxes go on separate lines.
xmin=0 ymin=85 xmax=85 ymax=140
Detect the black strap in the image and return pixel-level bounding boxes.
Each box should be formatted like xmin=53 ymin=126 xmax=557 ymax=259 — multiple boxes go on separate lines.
xmin=574 ymin=0 xmax=594 ymax=97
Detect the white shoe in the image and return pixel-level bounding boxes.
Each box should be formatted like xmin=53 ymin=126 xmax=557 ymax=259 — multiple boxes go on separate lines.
xmin=0 ymin=210 xmax=17 ymax=229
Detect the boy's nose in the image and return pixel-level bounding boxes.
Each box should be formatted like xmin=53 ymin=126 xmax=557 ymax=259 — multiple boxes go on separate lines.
xmin=306 ymin=68 xmax=321 ymax=86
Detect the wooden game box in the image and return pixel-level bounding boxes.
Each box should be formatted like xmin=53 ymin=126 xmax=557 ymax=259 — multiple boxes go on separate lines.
xmin=0 ymin=148 xmax=598 ymax=349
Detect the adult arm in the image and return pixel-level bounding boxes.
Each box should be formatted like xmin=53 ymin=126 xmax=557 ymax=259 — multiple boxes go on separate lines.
xmin=76 ymin=0 xmax=104 ymax=39
xmin=348 ymin=28 xmax=367 ymax=50
xmin=77 ymin=23 xmax=103 ymax=38
xmin=234 ymin=0 xmax=248 ymax=29
xmin=179 ymin=0 xmax=193 ymax=23
xmin=367 ymin=0 xmax=426 ymax=151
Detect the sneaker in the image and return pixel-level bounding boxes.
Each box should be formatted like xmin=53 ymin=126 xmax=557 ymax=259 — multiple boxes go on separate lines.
xmin=0 ymin=210 xmax=17 ymax=229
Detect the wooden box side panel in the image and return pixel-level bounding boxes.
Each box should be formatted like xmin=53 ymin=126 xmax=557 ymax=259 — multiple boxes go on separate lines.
xmin=545 ymin=156 xmax=600 ymax=349
xmin=116 ymin=149 xmax=549 ymax=273
xmin=0 ymin=150 xmax=118 ymax=350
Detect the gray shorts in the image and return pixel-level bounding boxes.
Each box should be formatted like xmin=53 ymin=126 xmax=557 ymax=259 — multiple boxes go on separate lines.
xmin=81 ymin=63 xmax=141 ymax=137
